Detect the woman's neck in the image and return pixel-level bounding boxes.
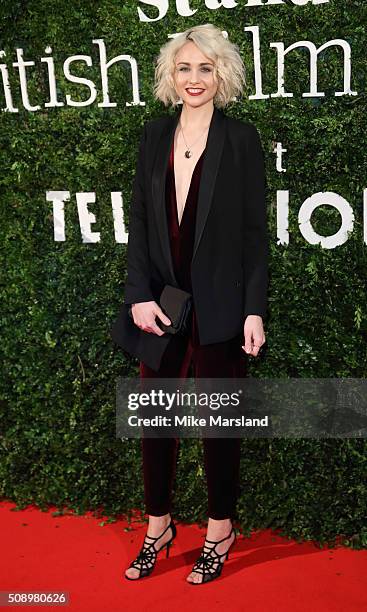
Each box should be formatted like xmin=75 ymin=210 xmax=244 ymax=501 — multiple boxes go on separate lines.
xmin=179 ymin=102 xmax=215 ymax=132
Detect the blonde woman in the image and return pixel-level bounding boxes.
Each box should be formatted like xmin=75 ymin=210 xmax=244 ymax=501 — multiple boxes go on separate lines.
xmin=111 ymin=23 xmax=268 ymax=584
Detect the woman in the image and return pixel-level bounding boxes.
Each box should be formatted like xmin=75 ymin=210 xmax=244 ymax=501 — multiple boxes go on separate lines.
xmin=111 ymin=23 xmax=268 ymax=584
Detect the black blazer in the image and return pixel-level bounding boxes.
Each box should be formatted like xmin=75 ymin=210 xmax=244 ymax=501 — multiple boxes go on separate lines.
xmin=110 ymin=105 xmax=269 ymax=372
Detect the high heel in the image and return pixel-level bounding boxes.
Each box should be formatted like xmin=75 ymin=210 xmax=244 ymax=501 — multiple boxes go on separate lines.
xmin=187 ymin=526 xmax=236 ymax=585
xmin=125 ymin=519 xmax=177 ymax=580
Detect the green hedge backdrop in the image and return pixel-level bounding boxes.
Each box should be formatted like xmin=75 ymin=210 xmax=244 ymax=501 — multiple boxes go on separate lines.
xmin=1 ymin=0 xmax=366 ymax=548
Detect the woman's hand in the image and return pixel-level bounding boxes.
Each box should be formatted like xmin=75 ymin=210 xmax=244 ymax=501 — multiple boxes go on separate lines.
xmin=131 ymin=301 xmax=171 ymax=336
xmin=242 ymin=315 xmax=266 ymax=357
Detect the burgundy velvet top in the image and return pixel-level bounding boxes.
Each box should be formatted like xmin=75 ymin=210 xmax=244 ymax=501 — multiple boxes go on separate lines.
xmin=165 ymin=139 xmax=205 ymax=346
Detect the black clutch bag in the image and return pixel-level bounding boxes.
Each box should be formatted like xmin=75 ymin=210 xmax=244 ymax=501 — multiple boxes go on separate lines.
xmin=158 ymin=285 xmax=193 ymax=334
xmin=128 ymin=285 xmax=193 ymax=335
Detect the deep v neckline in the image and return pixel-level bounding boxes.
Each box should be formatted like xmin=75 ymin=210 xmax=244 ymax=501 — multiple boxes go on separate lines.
xmin=172 ymin=147 xmax=205 ymax=229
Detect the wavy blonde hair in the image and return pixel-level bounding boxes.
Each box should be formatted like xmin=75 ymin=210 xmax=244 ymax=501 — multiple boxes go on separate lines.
xmin=153 ymin=24 xmax=246 ymax=109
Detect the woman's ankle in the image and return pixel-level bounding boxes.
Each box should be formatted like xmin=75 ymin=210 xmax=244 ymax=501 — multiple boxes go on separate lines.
xmin=147 ymin=513 xmax=171 ymax=534
xmin=207 ymin=517 xmax=232 ymax=536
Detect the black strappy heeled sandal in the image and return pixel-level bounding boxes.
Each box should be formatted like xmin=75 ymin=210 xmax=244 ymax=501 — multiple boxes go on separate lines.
xmin=125 ymin=519 xmax=177 ymax=580
xmin=187 ymin=526 xmax=236 ymax=584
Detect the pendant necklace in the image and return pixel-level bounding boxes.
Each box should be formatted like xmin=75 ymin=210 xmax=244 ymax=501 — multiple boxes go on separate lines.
xmin=179 ymin=120 xmax=209 ymax=158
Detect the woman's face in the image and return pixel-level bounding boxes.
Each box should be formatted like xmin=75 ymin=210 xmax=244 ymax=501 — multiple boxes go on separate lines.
xmin=172 ymin=41 xmax=218 ymax=108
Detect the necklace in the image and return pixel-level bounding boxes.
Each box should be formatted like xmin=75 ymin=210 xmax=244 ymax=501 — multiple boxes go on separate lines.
xmin=179 ymin=120 xmax=210 ymax=158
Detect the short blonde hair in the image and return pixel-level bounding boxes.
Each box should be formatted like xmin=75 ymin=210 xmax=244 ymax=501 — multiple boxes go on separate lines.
xmin=153 ymin=24 xmax=246 ymax=109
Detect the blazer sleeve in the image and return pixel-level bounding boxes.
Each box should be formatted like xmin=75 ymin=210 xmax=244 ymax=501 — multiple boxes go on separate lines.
xmin=242 ymin=124 xmax=269 ymax=319
xmin=123 ymin=123 xmax=155 ymax=306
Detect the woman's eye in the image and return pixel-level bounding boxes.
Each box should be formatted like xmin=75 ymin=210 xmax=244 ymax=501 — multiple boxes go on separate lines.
xmin=178 ymin=67 xmax=212 ymax=72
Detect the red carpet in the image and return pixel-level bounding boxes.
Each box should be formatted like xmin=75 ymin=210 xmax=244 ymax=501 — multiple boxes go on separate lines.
xmin=1 ymin=499 xmax=366 ymax=611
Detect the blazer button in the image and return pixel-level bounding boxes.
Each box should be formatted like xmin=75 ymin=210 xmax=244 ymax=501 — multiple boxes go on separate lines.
xmin=235 ymin=280 xmax=241 ymax=287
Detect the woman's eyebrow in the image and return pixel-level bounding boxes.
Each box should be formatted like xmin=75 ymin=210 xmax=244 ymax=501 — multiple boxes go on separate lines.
xmin=176 ymin=61 xmax=214 ymax=66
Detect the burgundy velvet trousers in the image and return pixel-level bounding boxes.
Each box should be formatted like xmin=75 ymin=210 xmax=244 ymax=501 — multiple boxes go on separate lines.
xmin=139 ymin=322 xmax=247 ymax=521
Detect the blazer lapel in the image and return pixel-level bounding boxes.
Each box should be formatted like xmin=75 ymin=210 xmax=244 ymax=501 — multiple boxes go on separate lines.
xmin=151 ymin=109 xmax=181 ymax=285
xmin=151 ymin=105 xmax=226 ymax=286
xmin=192 ymin=107 xmax=226 ymax=264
